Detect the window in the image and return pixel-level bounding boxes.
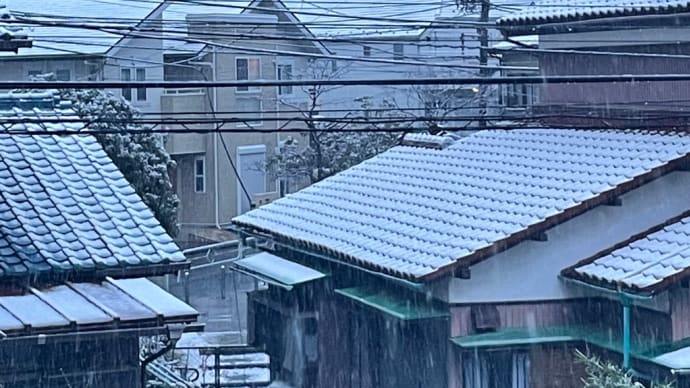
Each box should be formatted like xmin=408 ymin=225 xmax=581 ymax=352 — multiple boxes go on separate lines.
xmin=393 ymin=43 xmax=404 ymax=60
xmin=235 ymin=97 xmax=262 ymax=127
xmin=194 ymin=157 xmax=205 ymax=193
xmin=363 ymin=46 xmax=371 ymax=57
xmin=55 ymin=69 xmax=71 ymax=81
xmin=463 ymin=351 xmax=529 ymax=388
xmin=136 ymin=68 xmax=146 ymax=101
xmin=121 ymin=68 xmax=132 ymax=101
xmin=330 ymin=59 xmax=338 ymax=72
xmin=277 ymin=64 xmax=293 ymax=95
xmin=502 ymin=80 xmax=536 ymax=109
xmin=236 ymin=58 xmax=261 ymax=92
xmin=121 ymin=68 xmax=146 ymax=102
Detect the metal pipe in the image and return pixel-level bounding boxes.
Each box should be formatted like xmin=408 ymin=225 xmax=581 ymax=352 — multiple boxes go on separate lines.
xmin=623 ymin=303 xmax=631 ymax=369
xmin=140 ymin=340 xmax=175 ymax=388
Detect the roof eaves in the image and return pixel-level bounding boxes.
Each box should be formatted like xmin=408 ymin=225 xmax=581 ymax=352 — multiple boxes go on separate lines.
xmin=561 ymin=208 xmax=690 ymax=295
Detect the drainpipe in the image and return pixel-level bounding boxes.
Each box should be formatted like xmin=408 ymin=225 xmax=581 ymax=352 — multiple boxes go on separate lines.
xmin=622 ymin=293 xmax=632 ymax=369
xmin=212 ymin=46 xmax=221 ymax=229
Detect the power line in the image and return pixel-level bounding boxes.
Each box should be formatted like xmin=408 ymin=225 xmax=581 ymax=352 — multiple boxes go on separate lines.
xmin=11 ymin=73 xmax=690 ymax=89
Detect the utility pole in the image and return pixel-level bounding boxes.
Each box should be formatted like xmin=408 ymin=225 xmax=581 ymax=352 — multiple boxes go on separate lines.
xmin=478 ymin=0 xmax=490 ymax=129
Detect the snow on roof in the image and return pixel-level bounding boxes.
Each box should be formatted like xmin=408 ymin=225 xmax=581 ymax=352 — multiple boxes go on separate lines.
xmin=0 ymin=91 xmax=186 ymax=279
xmin=498 ymin=0 xmax=690 ymax=26
xmin=492 ymin=34 xmax=538 ymax=50
xmin=285 ymin=0 xmax=461 ymax=39
xmin=234 ymin=129 xmax=690 ymax=281
xmin=566 ymin=212 xmax=690 ymax=293
xmin=653 ymin=345 xmax=690 ymax=369
xmin=0 ymin=278 xmax=197 ymax=336
xmin=1 ymin=0 xmax=164 ymax=57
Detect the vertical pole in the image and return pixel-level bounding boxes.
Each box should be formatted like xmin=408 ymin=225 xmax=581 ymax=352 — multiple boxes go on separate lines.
xmin=220 ymin=265 xmax=226 ymax=300
xmin=478 ymin=0 xmax=490 ymax=129
xmin=623 ymin=303 xmax=631 ymax=369
xmin=184 ymin=270 xmax=190 ymax=304
xmin=215 ymin=350 xmax=221 ymax=388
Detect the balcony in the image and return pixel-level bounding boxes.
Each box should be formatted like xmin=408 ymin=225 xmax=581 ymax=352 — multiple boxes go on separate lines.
xmin=161 ymin=89 xmax=209 ymax=155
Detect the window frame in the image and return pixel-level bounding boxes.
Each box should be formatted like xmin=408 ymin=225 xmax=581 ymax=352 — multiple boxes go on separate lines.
xmin=277 ymin=63 xmax=294 ymax=96
xmin=194 ymin=156 xmax=206 ymax=193
xmin=363 ymin=45 xmax=371 ymax=57
xmin=393 ymin=43 xmax=404 ymax=60
xmin=135 ymin=68 xmax=147 ymax=101
xmin=121 ymin=68 xmax=132 ymax=101
xmin=236 ymin=57 xmax=261 ymax=93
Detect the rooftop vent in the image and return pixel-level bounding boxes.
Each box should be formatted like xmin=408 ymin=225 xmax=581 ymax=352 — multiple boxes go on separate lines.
xmin=400 ymin=132 xmax=454 ymax=149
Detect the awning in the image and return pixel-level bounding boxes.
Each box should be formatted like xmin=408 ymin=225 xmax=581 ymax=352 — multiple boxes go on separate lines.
xmin=335 ymin=286 xmax=448 ymax=321
xmin=0 ymin=277 xmax=198 ymax=337
xmin=451 ymin=327 xmax=580 ymax=349
xmin=450 ymin=326 xmax=683 ymax=367
xmin=231 ymin=252 xmax=326 ymax=290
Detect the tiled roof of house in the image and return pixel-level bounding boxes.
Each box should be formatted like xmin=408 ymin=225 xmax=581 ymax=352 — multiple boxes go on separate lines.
xmin=0 ymin=92 xmax=185 ymax=279
xmin=234 ymin=129 xmax=690 ymax=281
xmin=2 ymin=0 xmax=164 ymax=57
xmin=497 ymin=0 xmax=690 ymax=26
xmin=563 ymin=210 xmax=690 ymax=293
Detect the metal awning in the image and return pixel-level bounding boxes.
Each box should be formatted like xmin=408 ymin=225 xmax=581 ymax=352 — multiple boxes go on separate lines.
xmin=0 ymin=277 xmax=198 ymax=337
xmin=231 ymin=252 xmax=326 ymax=290
xmin=335 ymin=286 xmax=448 ymax=321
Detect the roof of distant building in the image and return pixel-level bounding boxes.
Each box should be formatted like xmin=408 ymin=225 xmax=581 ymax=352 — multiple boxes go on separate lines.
xmin=1 ymin=0 xmax=165 ymax=57
xmin=234 ymin=129 xmax=690 ymax=281
xmin=563 ymin=209 xmax=690 ymax=294
xmin=0 ymin=91 xmax=186 ymax=280
xmin=497 ymin=0 xmax=690 ymax=26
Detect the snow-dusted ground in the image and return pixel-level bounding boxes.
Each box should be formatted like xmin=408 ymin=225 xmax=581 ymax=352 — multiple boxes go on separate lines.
xmin=172 ymin=332 xmax=272 ymax=387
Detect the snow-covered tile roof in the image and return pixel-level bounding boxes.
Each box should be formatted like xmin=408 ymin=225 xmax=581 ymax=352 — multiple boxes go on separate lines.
xmin=1 ymin=0 xmax=164 ymax=57
xmin=234 ymin=129 xmax=690 ymax=281
xmin=566 ymin=211 xmax=690 ymax=293
xmin=0 ymin=92 xmax=185 ymax=278
xmin=498 ymin=0 xmax=690 ymax=26
xmin=0 ymin=277 xmax=197 ymax=336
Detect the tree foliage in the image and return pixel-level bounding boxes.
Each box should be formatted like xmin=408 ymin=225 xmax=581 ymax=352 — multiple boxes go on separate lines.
xmin=60 ymin=89 xmax=180 ymax=237
xmin=576 ymin=350 xmax=674 ymax=388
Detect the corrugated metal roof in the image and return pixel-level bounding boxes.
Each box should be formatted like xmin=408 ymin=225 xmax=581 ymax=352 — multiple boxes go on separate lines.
xmin=565 ymin=211 xmax=690 ymax=293
xmin=0 ymin=277 xmax=197 ymax=336
xmin=0 ymin=92 xmax=186 ymax=278
xmin=498 ymin=0 xmax=690 ymax=26
xmin=234 ymin=129 xmax=690 ymax=281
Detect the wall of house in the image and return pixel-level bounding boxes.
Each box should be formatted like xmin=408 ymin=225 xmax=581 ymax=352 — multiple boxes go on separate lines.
xmin=441 ymin=171 xmax=690 ymax=306
xmin=669 ymin=285 xmax=690 ymax=341
xmin=535 ymin=32 xmax=690 ymax=123
xmin=0 ymin=333 xmax=140 ymax=387
xmin=0 ymin=56 xmax=101 ymax=83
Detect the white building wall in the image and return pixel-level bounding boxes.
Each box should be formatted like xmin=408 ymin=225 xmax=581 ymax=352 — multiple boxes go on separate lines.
xmin=442 ymin=171 xmax=690 ymax=306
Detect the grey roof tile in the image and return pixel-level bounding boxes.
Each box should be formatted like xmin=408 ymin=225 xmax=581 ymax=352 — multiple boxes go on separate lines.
xmin=0 ymin=93 xmax=185 ymax=279
xmin=571 ymin=213 xmax=690 ymax=292
xmin=235 ymin=129 xmax=690 ymax=280
xmin=498 ymin=0 xmax=690 ymax=26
